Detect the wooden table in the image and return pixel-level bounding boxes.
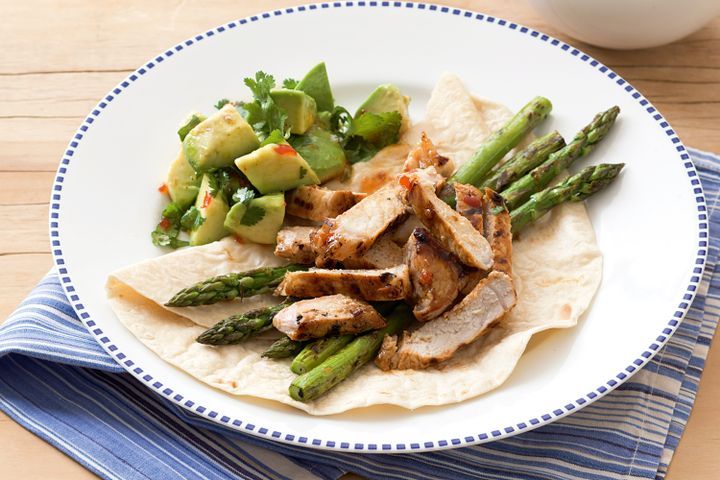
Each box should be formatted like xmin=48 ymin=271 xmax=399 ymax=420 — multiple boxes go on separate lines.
xmin=1 ymin=1 xmax=718 ymax=478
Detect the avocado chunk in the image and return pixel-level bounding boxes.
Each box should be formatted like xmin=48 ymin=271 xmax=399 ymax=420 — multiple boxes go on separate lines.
xmin=166 ymin=148 xmax=201 ymax=209
xmin=289 ymin=126 xmax=347 ymax=183
xmin=224 ymin=193 xmax=285 ymax=244
xmin=177 ymin=112 xmax=206 ymax=141
xmin=297 ymin=62 xmax=334 ymax=112
xmin=189 ymin=174 xmax=230 ymax=246
xmin=234 ymin=143 xmax=320 ymax=194
xmin=270 ymin=89 xmax=317 ymax=134
xmin=183 ymin=104 xmax=260 ymax=172
xmin=356 ymin=84 xmax=411 ymax=133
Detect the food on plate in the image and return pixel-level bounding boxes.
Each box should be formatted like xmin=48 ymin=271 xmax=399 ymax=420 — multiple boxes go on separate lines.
xmin=273 ymin=294 xmax=387 ymax=340
xmin=108 ymin=64 xmax=624 ymax=414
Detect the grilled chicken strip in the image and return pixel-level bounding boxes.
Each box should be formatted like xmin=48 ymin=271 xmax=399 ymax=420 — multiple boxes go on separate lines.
xmin=286 ymin=186 xmax=367 ymax=222
xmin=403 ymin=132 xmax=455 ymax=177
xmin=375 ymin=271 xmax=516 ymax=370
xmin=313 ymin=181 xmax=410 ymax=265
xmin=405 ymin=228 xmax=463 ymax=322
xmin=276 ymin=265 xmax=411 ymax=301
xmin=273 ymin=294 xmax=386 ymax=341
xmin=275 ymin=226 xmax=317 ymax=264
xmin=275 ymin=226 xmax=403 ymax=268
xmin=454 ymin=184 xmax=513 ymax=294
xmin=406 ymin=175 xmax=493 ymax=270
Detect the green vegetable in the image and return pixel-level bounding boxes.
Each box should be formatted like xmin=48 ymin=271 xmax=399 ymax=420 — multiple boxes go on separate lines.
xmin=290 ymin=335 xmax=354 ymax=375
xmin=214 ymin=99 xmax=231 ymax=110
xmin=165 ymin=149 xmax=201 ymax=209
xmin=234 ymin=143 xmax=320 ymax=194
xmin=289 ymin=126 xmax=347 ymax=182
xmin=180 ymin=206 xmax=204 ymax=231
xmin=330 ymin=107 xmax=403 ymax=164
xmin=446 ymin=96 xmax=553 ymax=199
xmin=177 ymin=113 xmax=206 ymax=142
xmin=283 ymin=78 xmax=299 ymax=89
xmin=270 ymin=89 xmax=317 ymax=134
xmin=260 ymin=129 xmax=286 ymax=147
xmin=262 ymin=336 xmax=307 ymax=359
xmin=151 ymin=201 xmax=188 ymax=249
xmin=289 ymin=305 xmax=412 ymax=402
xmin=166 ymin=265 xmax=308 ymax=307
xmin=189 ymin=174 xmax=230 ymax=246
xmin=510 ymin=163 xmax=624 ymax=233
xmin=501 ymin=106 xmax=620 ymax=210
xmin=355 ymin=84 xmax=410 ymax=133
xmin=240 ymin=205 xmax=266 ymax=227
xmin=196 ymin=301 xmax=292 ymax=345
xmin=231 ymin=187 xmax=255 ymax=206
xmin=240 ymin=71 xmax=288 ymax=141
xmin=296 ymin=62 xmax=334 ymax=112
xmin=183 ymin=103 xmax=260 ymax=172
xmin=225 ymin=193 xmax=285 ymax=244
xmin=481 ymin=131 xmax=565 ymax=192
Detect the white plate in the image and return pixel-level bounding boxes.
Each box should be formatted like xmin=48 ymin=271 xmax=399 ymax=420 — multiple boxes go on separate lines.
xmin=51 ymin=3 xmax=707 ymax=453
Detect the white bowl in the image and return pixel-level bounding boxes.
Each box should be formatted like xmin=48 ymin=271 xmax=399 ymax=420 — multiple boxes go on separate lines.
xmin=528 ymin=0 xmax=720 ymax=49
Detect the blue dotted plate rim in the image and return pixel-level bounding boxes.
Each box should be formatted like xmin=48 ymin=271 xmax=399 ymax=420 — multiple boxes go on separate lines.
xmin=49 ymin=1 xmax=708 ymax=453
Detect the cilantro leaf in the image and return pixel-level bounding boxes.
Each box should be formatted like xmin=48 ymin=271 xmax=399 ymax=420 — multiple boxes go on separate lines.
xmin=214 ymin=98 xmax=231 ymax=110
xmin=180 ymin=206 xmax=205 ymax=230
xmin=207 ymin=170 xmax=231 ymax=198
xmin=232 ymin=187 xmax=255 ymax=206
xmin=151 ymin=202 xmax=189 ymax=249
xmin=239 ymin=71 xmax=287 ymax=141
xmin=260 ymin=129 xmax=286 ymax=147
xmin=177 ymin=113 xmax=205 ymax=141
xmin=240 ymin=205 xmax=266 ymax=226
xmin=283 ymin=78 xmax=299 ymax=89
xmin=329 ymin=107 xmax=402 ymax=164
xmin=299 ymin=166 xmax=308 ymax=179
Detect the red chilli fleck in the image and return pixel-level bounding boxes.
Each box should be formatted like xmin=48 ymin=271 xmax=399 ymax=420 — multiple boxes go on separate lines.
xmin=274 ymin=144 xmax=296 ymax=156
xmin=159 ymin=218 xmax=172 ymax=231
xmin=158 ymin=183 xmax=169 ymax=194
xmin=398 ymin=175 xmax=413 ymax=191
xmin=463 ymin=193 xmax=482 ymax=209
xmin=202 ymin=192 xmax=212 ymax=208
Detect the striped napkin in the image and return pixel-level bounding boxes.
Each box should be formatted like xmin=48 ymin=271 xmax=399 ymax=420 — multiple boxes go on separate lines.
xmin=1 ymin=148 xmax=717 ymax=480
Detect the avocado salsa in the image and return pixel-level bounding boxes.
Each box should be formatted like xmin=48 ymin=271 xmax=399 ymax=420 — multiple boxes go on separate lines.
xmin=152 ymin=62 xmax=409 ymax=249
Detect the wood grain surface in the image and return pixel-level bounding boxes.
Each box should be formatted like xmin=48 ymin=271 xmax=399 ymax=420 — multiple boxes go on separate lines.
xmin=1 ymin=1 xmax=718 ymax=478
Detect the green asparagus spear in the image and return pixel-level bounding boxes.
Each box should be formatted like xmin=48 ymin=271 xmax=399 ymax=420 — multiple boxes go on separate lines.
xmin=481 ymin=131 xmax=565 ymax=192
xmin=501 ymin=106 xmax=620 ymax=210
xmin=262 ymin=336 xmax=307 ymax=359
xmin=166 ymin=265 xmax=307 ymax=307
xmin=444 ymin=96 xmax=553 ymax=203
xmin=196 ymin=301 xmax=291 ymax=345
xmin=289 ymin=305 xmax=412 ymax=402
xmin=290 ymin=335 xmax=354 ymax=374
xmin=510 ymin=163 xmax=625 ymax=234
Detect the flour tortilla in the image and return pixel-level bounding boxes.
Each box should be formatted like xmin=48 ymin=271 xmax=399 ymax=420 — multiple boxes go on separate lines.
xmin=107 ymin=75 xmax=602 ymax=415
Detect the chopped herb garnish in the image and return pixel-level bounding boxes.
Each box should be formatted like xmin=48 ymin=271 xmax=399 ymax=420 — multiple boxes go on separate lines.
xmin=207 ymin=170 xmax=232 ymax=199
xmin=329 ymin=107 xmax=402 ymax=164
xmin=240 ymin=205 xmax=266 ymax=226
xmin=260 ymin=129 xmax=286 ymax=147
xmin=239 ymin=71 xmax=287 ymax=141
xmin=299 ymin=166 xmax=308 ymax=179
xmin=283 ymin=78 xmax=299 ymax=89
xmin=214 ymin=98 xmax=231 ymax=109
xmin=180 ymin=206 xmax=205 ymax=230
xmin=151 ymin=202 xmax=188 ymax=249
xmin=177 ymin=113 xmax=205 ymax=141
xmin=232 ymin=187 xmax=255 ymax=206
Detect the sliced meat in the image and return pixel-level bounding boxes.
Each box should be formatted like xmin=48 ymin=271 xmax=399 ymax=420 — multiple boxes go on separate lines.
xmin=454 ymin=183 xmax=484 ymax=233
xmin=275 ymin=226 xmax=316 ymax=264
xmin=276 ymin=265 xmax=411 ymax=301
xmin=286 ymin=186 xmax=367 ymax=222
xmin=405 ymin=228 xmax=463 ymax=321
xmin=375 ymin=271 xmax=516 ymax=370
xmin=482 ymin=188 xmax=512 ymax=275
xmin=273 ymin=295 xmax=386 ymax=340
xmin=403 ymin=132 xmax=455 ymax=177
xmin=406 ymin=176 xmax=493 ymax=270
xmin=345 ymin=236 xmax=403 ymax=269
xmin=313 ymin=181 xmax=409 ymax=265
xmin=275 ymin=226 xmax=403 ymax=269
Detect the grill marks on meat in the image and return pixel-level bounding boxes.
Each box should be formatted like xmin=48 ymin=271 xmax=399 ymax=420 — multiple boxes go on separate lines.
xmin=275 ymin=226 xmax=403 ymax=269
xmin=407 ymin=177 xmax=493 ymax=270
xmin=275 ymin=226 xmax=316 ymax=264
xmin=403 ymin=132 xmax=455 ymax=177
xmin=405 ymin=228 xmax=463 ymax=321
xmin=286 ymin=186 xmax=367 ymax=222
xmin=276 ymin=265 xmax=411 ymax=301
xmin=273 ymin=295 xmax=386 ymax=341
xmin=375 ymin=271 xmax=516 ymax=370
xmin=313 ymin=182 xmax=409 ymax=266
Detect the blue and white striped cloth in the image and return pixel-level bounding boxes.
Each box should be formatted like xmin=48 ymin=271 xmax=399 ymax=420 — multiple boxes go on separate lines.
xmin=1 ymin=148 xmax=718 ymax=480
